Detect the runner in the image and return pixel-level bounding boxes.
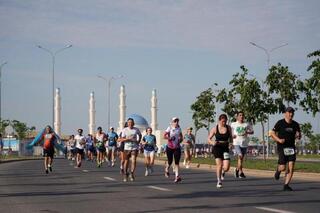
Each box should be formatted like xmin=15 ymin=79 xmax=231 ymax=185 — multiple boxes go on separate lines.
xmin=208 ymin=114 xmax=233 ymax=188
xmin=164 ymin=117 xmax=183 ymax=183
xmin=86 ymin=134 xmax=95 ymax=162
xmin=183 ymin=127 xmax=195 ymax=169
xmin=231 ymin=111 xmax=254 ymax=178
xmin=141 ymin=127 xmax=157 ymax=176
xmin=119 ymin=118 xmax=142 ymax=182
xmin=67 ymin=135 xmax=76 ymax=160
xmin=94 ymin=127 xmax=107 ymax=168
xmin=270 ymin=107 xmax=301 ymax=191
xmin=106 ymin=127 xmax=119 ymax=167
xmin=74 ymin=129 xmax=86 ymax=168
xmin=41 ymin=125 xmax=58 ymax=174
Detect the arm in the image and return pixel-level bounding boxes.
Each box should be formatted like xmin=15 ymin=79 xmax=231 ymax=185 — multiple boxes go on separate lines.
xmin=207 ymin=128 xmax=216 ymax=145
xmin=270 ymin=130 xmax=285 ymax=144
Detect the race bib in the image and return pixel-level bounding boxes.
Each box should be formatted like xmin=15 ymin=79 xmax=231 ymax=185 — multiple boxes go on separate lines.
xmin=223 ymin=152 xmax=230 ymax=160
xmin=283 ymin=148 xmax=295 ymax=156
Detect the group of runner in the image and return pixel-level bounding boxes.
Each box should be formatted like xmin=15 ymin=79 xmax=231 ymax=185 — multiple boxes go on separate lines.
xmin=38 ymin=106 xmax=301 ymax=191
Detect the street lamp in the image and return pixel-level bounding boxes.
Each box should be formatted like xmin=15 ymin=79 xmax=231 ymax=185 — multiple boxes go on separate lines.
xmin=97 ymin=74 xmax=125 ymax=128
xmin=37 ymin=44 xmax=72 ymax=127
xmin=0 ymin=61 xmax=8 ymax=121
xmin=249 ymin=41 xmax=288 ymax=158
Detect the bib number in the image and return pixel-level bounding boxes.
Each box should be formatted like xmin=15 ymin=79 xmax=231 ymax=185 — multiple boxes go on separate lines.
xmin=283 ymin=148 xmax=295 ymax=156
xmin=223 ymin=152 xmax=230 ymax=160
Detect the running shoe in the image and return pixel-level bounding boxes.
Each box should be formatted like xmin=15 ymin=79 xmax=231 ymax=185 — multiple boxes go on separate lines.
xmin=174 ymin=176 xmax=182 ymax=183
xmin=48 ymin=165 xmax=52 ymax=172
xmin=216 ymin=182 xmax=222 ymax=188
xmin=234 ymin=168 xmax=239 ymax=178
xmin=274 ymin=169 xmax=281 ymax=180
xmin=221 ymin=170 xmax=225 ymax=180
xmin=165 ymin=168 xmax=170 ymax=178
xmin=239 ymin=172 xmax=246 ymax=178
xmin=129 ymin=172 xmax=135 ymax=181
xmin=145 ymin=168 xmax=149 ymax=176
xmin=150 ymin=166 xmax=154 ymax=174
xmin=283 ymin=184 xmax=293 ymax=191
xmin=45 ymin=169 xmax=49 ymax=174
xmin=111 ymin=162 xmax=115 ymax=167
xmin=123 ymin=175 xmax=128 ymax=182
xmin=186 ymin=164 xmax=190 ymax=169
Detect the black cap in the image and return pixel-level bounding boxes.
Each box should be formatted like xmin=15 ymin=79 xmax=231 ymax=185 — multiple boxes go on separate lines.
xmin=285 ymin=107 xmax=295 ymax=113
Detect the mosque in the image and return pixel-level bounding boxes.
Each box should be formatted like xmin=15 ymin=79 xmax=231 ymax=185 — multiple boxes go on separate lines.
xmin=53 ymin=85 xmax=166 ymax=151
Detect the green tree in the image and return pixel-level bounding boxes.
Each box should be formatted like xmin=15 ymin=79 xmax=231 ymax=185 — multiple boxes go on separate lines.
xmin=265 ymin=63 xmax=300 ymax=111
xmin=10 ymin=120 xmax=35 ymax=140
xmin=190 ymin=87 xmax=216 ymax=134
xmin=299 ymin=50 xmax=320 ymax=118
xmin=0 ymin=119 xmax=10 ymax=135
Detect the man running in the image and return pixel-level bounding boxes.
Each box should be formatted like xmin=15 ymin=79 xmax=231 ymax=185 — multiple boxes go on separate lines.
xmin=141 ymin=127 xmax=157 ymax=176
xmin=231 ymin=111 xmax=254 ymax=178
xmin=107 ymin=127 xmax=119 ymax=167
xmin=95 ymin=127 xmax=108 ymax=168
xmin=120 ymin=118 xmax=142 ymax=182
xmin=75 ymin=129 xmax=86 ymax=168
xmin=164 ymin=117 xmax=183 ymax=183
xmin=86 ymin=134 xmax=95 ymax=162
xmin=270 ymin=107 xmax=301 ymax=191
xmin=41 ymin=126 xmax=57 ymax=174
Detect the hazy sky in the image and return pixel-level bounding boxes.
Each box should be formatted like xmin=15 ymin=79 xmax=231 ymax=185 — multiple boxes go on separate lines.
xmin=0 ymin=0 xmax=319 ymax=141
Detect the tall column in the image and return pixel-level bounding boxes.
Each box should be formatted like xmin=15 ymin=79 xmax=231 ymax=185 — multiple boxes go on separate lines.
xmin=151 ymin=89 xmax=158 ymax=131
xmin=89 ymin=92 xmax=96 ymax=135
xmin=119 ymin=85 xmax=126 ymax=130
xmin=54 ymin=88 xmax=61 ymax=136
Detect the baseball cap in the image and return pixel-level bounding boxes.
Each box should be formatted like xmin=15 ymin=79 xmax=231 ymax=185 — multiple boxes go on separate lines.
xmin=172 ymin=117 xmax=179 ymax=122
xmin=109 ymin=126 xmax=114 ymax=130
xmin=285 ymin=106 xmax=295 ymax=113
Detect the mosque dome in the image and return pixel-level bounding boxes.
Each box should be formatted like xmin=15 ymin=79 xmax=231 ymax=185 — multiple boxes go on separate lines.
xmin=127 ymin=114 xmax=149 ymax=130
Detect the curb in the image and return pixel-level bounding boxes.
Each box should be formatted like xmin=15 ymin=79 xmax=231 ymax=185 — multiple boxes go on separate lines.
xmin=0 ymin=157 xmax=43 ymax=164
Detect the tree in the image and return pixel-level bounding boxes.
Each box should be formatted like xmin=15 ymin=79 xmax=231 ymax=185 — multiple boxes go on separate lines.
xmin=300 ymin=122 xmax=313 ymax=154
xmin=190 ymin=87 xmax=216 ymax=135
xmin=10 ymin=120 xmax=35 ymax=140
xmin=299 ymin=50 xmax=320 ymax=118
xmin=216 ymin=66 xmax=277 ymax=160
xmin=0 ymin=119 xmax=10 ymax=135
xmin=265 ymin=63 xmax=300 ymax=111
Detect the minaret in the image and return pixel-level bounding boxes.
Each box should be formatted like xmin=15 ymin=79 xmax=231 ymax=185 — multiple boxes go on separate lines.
xmin=119 ymin=85 xmax=126 ymax=130
xmin=151 ymin=89 xmax=158 ymax=131
xmin=54 ymin=88 xmax=61 ymax=136
xmin=89 ymin=92 xmax=96 ymax=135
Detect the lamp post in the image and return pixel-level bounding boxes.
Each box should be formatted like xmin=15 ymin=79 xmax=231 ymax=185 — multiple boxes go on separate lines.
xmin=249 ymin=42 xmax=288 ymax=158
xmin=97 ymin=75 xmax=124 ymax=128
xmin=0 ymin=61 xmax=8 ymax=121
xmin=37 ymin=45 xmax=72 ymax=127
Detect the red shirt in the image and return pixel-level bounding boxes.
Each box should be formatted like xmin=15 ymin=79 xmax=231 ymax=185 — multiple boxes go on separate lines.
xmin=43 ymin=133 xmax=55 ymax=150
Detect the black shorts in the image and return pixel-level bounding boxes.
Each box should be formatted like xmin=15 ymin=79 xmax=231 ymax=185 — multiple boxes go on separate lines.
xmin=278 ymin=148 xmax=296 ymax=164
xmin=43 ymin=149 xmax=54 ymax=158
xmin=118 ymin=143 xmax=125 ymax=152
xmin=212 ymin=143 xmax=230 ymax=160
xmin=76 ymin=148 xmax=84 ymax=155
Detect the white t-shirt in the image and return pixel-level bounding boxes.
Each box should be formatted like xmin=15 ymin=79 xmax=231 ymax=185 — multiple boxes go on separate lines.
xmin=75 ymin=134 xmax=86 ymax=149
xmin=165 ymin=126 xmax=182 ymax=149
xmin=231 ymin=121 xmax=253 ymax=147
xmin=121 ymin=127 xmax=141 ymax=151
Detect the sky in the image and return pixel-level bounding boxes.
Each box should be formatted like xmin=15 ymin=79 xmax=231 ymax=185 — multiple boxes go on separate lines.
xmin=0 ymin=0 xmax=319 ymax=142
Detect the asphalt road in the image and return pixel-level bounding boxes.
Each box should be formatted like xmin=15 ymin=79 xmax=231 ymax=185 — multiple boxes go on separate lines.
xmin=0 ymin=158 xmax=319 ymax=213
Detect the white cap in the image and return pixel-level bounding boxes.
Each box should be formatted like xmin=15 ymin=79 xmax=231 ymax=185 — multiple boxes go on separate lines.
xmin=109 ymin=126 xmax=114 ymax=130
xmin=171 ymin=117 xmax=179 ymax=122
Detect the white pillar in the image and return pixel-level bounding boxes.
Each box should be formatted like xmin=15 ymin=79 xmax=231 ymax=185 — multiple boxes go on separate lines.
xmin=151 ymin=89 xmax=158 ymax=131
xmin=119 ymin=85 xmax=126 ymax=130
xmin=89 ymin=92 xmax=96 ymax=135
xmin=54 ymin=88 xmax=61 ymax=136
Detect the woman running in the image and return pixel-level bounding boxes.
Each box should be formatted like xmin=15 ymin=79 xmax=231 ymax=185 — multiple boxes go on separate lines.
xmin=208 ymin=114 xmax=233 ymax=188
xmin=117 ymin=122 xmax=127 ymax=175
xmin=141 ymin=127 xmax=157 ymax=176
xmin=86 ymin=134 xmax=95 ymax=162
xmin=94 ymin=127 xmax=108 ymax=168
xmin=107 ymin=127 xmax=119 ymax=167
xmin=164 ymin=117 xmax=183 ymax=183
xmin=183 ymin=127 xmax=195 ymax=169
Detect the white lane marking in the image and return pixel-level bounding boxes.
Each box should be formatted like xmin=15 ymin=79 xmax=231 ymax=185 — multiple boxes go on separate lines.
xmin=82 ymin=170 xmax=89 ymax=172
xmin=104 ymin=177 xmax=117 ymax=181
xmin=255 ymin=207 xmax=296 ymax=213
xmin=147 ymin=186 xmax=172 ymax=192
